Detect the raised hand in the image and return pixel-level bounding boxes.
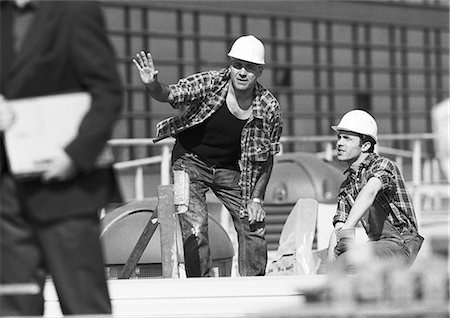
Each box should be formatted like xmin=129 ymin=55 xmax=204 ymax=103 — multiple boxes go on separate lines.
xmin=133 ymin=51 xmax=159 ymax=86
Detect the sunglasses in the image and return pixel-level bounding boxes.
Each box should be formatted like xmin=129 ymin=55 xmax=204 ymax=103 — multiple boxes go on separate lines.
xmin=230 ymin=60 xmax=261 ymax=73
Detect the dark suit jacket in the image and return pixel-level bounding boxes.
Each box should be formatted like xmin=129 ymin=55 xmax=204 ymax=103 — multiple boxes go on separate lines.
xmin=0 ymin=1 xmax=123 ymax=221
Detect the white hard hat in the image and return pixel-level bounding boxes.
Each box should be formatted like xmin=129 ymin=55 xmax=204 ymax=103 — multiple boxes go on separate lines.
xmin=228 ymin=35 xmax=265 ymax=65
xmin=331 ymin=110 xmax=378 ymax=143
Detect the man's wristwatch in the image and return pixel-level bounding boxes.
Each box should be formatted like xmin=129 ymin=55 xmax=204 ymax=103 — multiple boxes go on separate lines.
xmin=251 ymin=198 xmax=263 ymax=205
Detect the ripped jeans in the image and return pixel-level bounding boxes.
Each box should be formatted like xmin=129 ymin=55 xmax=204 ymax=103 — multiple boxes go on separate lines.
xmin=172 ymin=153 xmax=267 ymax=277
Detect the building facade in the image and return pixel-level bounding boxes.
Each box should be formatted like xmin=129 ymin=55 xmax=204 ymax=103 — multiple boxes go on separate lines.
xmin=101 ymin=0 xmax=449 ymax=158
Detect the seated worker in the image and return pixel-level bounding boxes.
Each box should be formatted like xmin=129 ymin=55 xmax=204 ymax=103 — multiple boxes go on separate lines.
xmin=327 ymin=110 xmax=424 ymax=271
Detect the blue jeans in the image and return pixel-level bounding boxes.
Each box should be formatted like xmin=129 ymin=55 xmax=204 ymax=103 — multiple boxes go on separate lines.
xmin=335 ymin=219 xmax=424 ymax=270
xmin=172 ymin=153 xmax=267 ymax=277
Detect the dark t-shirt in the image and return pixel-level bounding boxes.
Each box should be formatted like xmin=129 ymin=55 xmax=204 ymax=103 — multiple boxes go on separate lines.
xmin=172 ymin=102 xmax=247 ymax=170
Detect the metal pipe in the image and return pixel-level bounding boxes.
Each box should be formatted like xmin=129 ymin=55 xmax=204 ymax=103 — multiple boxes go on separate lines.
xmin=412 ymin=139 xmax=422 ymax=186
xmin=135 ymin=166 xmax=144 ymax=200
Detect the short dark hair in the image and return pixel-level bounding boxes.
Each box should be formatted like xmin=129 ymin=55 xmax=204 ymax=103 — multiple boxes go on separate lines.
xmin=359 ymin=135 xmax=376 ymax=153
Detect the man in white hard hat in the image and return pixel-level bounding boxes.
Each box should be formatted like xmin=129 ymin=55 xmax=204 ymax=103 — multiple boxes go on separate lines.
xmin=133 ymin=35 xmax=283 ymax=277
xmin=327 ymin=109 xmax=423 ymax=271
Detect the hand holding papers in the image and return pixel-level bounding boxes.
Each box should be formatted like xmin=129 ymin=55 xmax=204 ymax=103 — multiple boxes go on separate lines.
xmin=3 ymin=92 xmax=114 ymax=178
xmin=40 ymin=147 xmax=78 ymax=183
xmin=0 ymin=95 xmax=15 ymax=131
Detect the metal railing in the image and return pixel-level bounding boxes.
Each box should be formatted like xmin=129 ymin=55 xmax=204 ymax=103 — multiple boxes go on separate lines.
xmin=108 ymin=133 xmax=446 ymax=201
xmin=282 ymin=133 xmax=441 ymax=186
xmin=109 ymin=138 xmax=173 ymax=200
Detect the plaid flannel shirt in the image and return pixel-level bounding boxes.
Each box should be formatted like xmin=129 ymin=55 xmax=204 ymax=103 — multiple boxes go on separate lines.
xmin=154 ymin=68 xmax=283 ymax=216
xmin=333 ymin=153 xmax=419 ymax=232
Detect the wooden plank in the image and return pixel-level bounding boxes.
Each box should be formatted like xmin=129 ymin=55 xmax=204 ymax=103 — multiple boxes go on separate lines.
xmin=43 ymin=275 xmax=449 ymax=317
xmin=118 ymin=210 xmax=159 ymax=279
xmin=254 ymin=303 xmax=450 ymax=318
xmin=44 ymin=276 xmax=326 ymax=318
xmin=157 ymin=185 xmax=179 ymax=278
xmin=106 ymin=276 xmax=326 ymax=299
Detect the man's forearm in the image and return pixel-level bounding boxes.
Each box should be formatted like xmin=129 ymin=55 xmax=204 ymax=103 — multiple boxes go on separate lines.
xmin=341 ymin=177 xmax=382 ymax=229
xmin=251 ymin=156 xmax=274 ymax=200
xmin=146 ymin=81 xmax=173 ymax=103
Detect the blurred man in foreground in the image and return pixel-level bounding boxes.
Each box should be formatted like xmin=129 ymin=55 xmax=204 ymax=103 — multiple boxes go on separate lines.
xmin=0 ymin=0 xmax=122 ymax=315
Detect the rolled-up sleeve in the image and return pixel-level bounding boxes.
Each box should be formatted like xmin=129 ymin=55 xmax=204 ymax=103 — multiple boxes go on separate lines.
xmin=333 ymin=194 xmax=350 ymax=226
xmin=169 ymin=80 xmax=195 ymax=109
xmin=169 ymin=71 xmax=216 ymax=109
xmin=270 ymin=113 xmax=283 ymax=155
xmin=368 ymin=159 xmax=396 ymax=194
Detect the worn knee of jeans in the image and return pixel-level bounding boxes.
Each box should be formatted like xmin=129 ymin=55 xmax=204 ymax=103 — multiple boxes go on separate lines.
xmin=183 ymin=234 xmax=202 ymax=277
xmin=182 ymin=225 xmax=211 ymax=276
xmin=405 ymin=235 xmax=424 ymax=264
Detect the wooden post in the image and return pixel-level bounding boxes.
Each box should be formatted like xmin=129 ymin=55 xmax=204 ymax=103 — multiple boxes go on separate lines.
xmin=157 ymin=185 xmax=179 ymax=278
xmin=160 ymin=144 xmax=171 ymax=185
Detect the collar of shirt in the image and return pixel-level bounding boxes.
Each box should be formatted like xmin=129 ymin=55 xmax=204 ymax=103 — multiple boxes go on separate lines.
xmin=340 ymin=153 xmax=378 ymax=196
xmin=13 ymin=0 xmax=38 ymax=13
xmin=224 ymin=69 xmax=266 ymax=120
xmin=250 ymin=83 xmax=267 ymax=119
xmin=343 ymin=153 xmax=377 ymax=177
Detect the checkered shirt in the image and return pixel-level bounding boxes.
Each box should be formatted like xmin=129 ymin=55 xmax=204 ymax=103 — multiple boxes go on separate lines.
xmin=333 ymin=153 xmax=419 ymax=231
xmin=154 ymin=68 xmax=283 ymax=216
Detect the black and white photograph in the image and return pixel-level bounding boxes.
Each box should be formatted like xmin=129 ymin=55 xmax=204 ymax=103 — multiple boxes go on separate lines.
xmin=0 ymin=1 xmax=448 ymax=317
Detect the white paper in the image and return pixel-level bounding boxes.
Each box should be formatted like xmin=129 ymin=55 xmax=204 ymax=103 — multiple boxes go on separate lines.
xmin=3 ymin=92 xmax=113 ymax=177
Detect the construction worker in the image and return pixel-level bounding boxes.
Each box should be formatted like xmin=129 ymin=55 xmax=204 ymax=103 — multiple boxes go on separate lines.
xmin=133 ymin=35 xmax=283 ymax=277
xmin=327 ymin=110 xmax=424 ymax=271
